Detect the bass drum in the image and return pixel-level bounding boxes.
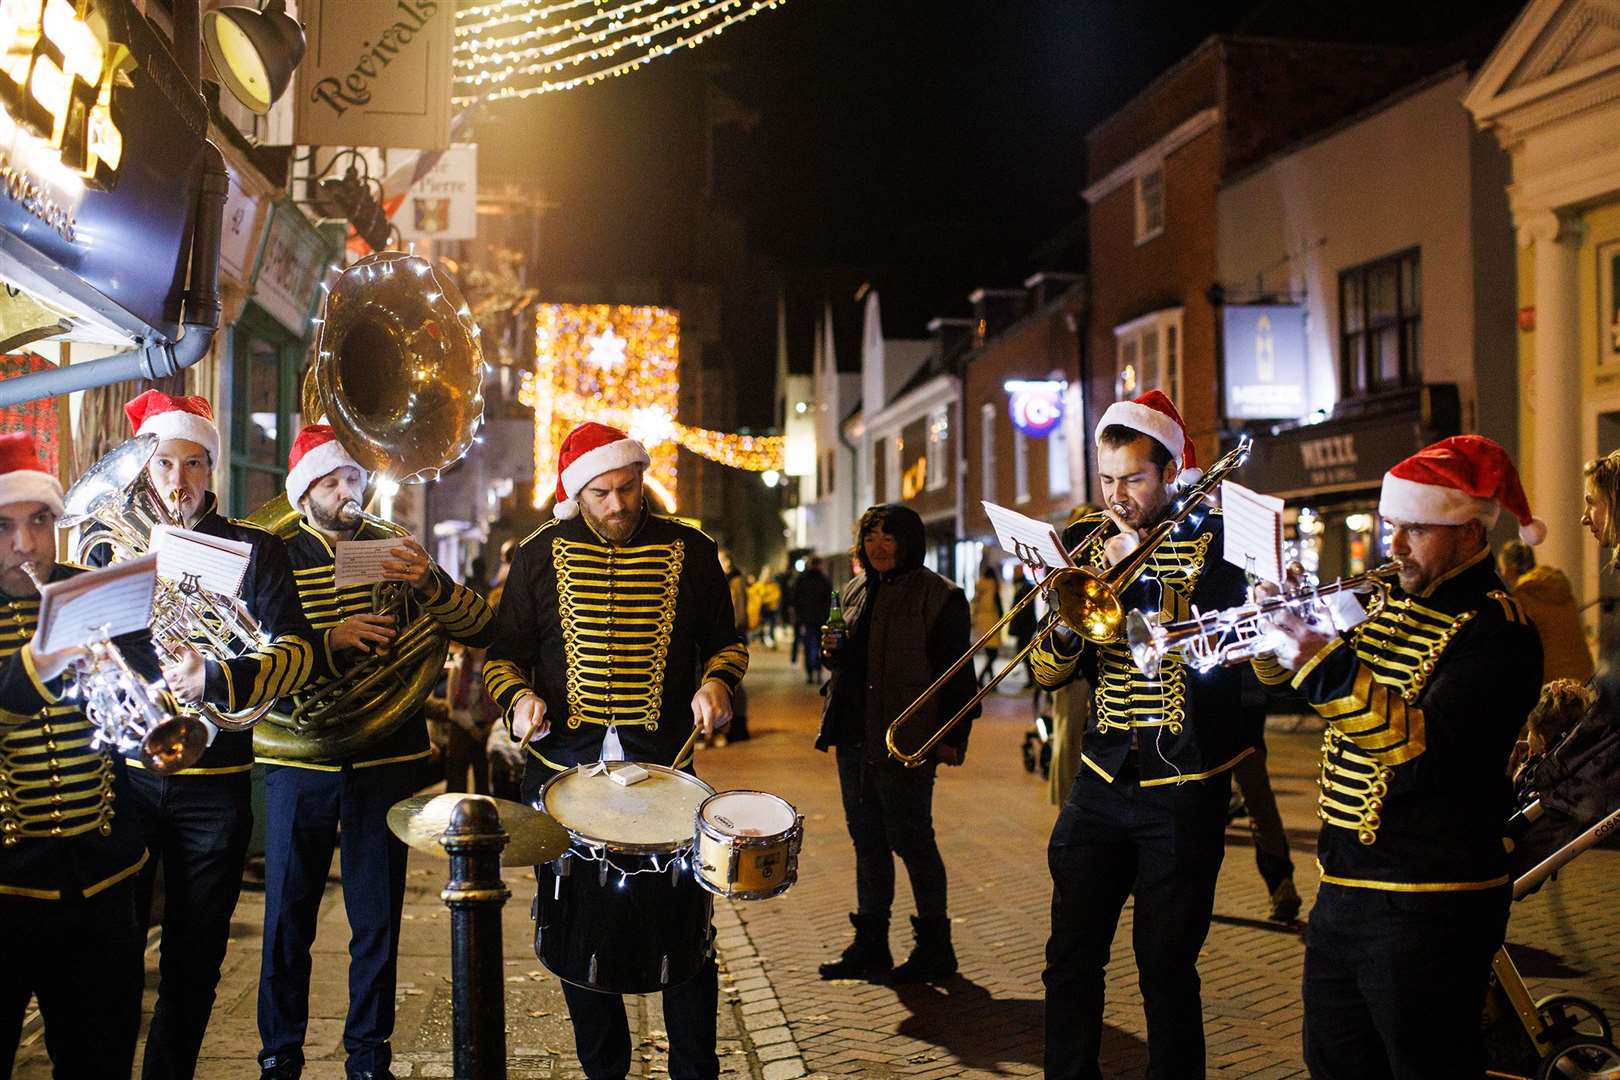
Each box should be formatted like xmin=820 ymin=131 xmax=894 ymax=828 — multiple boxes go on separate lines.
xmin=536 ymin=763 xmax=715 ymax=995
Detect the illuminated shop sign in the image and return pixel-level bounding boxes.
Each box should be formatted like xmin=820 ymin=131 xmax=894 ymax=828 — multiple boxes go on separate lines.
xmin=1004 ymin=379 xmax=1066 ymax=437
xmin=1223 ymin=304 xmax=1309 ymax=421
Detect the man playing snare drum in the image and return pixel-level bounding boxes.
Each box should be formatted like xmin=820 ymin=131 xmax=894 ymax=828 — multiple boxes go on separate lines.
xmin=484 ymin=422 xmax=748 ymax=1080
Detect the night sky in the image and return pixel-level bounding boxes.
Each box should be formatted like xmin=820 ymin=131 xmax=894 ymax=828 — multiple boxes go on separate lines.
xmin=475 ymin=0 xmax=1526 ymax=424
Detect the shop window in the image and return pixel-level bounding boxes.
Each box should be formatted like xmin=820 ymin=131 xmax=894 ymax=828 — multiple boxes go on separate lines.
xmin=229 ymin=305 xmax=304 ymax=517
xmin=1114 ymin=308 xmax=1182 ymax=405
xmin=980 ymin=403 xmax=996 ymax=504
xmin=885 ymin=434 xmax=902 ymax=504
xmin=1048 ymin=418 xmax=1072 ymax=497
xmin=1014 ymin=429 xmax=1031 ymax=505
xmin=1135 ymin=165 xmax=1165 ymax=245
xmin=926 ymin=406 xmax=949 ymax=492
xmin=1340 ymin=249 xmax=1420 ymax=398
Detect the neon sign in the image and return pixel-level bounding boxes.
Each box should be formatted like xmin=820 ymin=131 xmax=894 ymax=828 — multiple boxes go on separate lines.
xmin=1005 ymin=379 xmax=1067 ymax=437
xmin=0 ymin=0 xmax=129 ymax=192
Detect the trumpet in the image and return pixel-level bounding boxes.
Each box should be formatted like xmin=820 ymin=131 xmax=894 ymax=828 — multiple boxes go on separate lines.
xmin=19 ymin=562 xmax=207 ymax=774
xmin=1125 ymin=560 xmax=1403 ymax=679
xmin=885 ymin=436 xmax=1253 ymax=766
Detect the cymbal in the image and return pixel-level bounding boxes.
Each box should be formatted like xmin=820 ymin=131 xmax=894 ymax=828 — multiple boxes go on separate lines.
xmin=387 ymin=793 xmax=571 ymax=867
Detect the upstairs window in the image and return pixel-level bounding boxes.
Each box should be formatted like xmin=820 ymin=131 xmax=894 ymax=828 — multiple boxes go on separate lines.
xmin=1340 ymin=248 xmax=1421 ymax=397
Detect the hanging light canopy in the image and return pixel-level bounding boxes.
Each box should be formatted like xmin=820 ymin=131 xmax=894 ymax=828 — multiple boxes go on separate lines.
xmin=202 ymin=0 xmax=307 ymax=115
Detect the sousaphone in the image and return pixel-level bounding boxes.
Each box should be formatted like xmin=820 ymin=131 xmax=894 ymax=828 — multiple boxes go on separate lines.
xmin=249 ymin=250 xmax=485 ymax=761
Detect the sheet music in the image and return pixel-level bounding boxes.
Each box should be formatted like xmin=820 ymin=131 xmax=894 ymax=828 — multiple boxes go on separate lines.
xmin=35 ymin=554 xmax=158 ymax=653
xmin=334 ymin=538 xmax=404 ymax=589
xmin=151 ymin=526 xmax=252 ymax=597
xmin=982 ymin=501 xmax=1073 ymax=570
xmin=1220 ymin=480 xmax=1284 ymax=585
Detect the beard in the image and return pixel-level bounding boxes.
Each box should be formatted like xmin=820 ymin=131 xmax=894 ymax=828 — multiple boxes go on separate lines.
xmin=308 ymin=496 xmax=361 ymax=534
xmin=584 ymin=504 xmax=641 ymax=544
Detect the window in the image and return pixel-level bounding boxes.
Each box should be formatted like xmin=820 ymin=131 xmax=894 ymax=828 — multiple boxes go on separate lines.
xmin=885 ymin=434 xmax=902 ymax=504
xmin=1014 ymin=429 xmax=1030 ymax=505
xmin=1114 ymin=308 xmax=1182 ymax=406
xmin=1340 ymin=249 xmax=1420 ymax=397
xmin=1135 ymin=165 xmax=1164 ymax=245
xmin=980 ymin=403 xmax=997 ymax=504
xmin=925 ymin=406 xmax=949 ymax=492
xmin=1048 ymin=416 xmax=1072 ymax=497
xmin=229 ymin=306 xmax=303 ymax=517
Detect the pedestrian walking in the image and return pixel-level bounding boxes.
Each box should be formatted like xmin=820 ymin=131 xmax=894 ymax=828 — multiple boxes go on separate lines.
xmin=791 ymin=555 xmax=833 ymax=684
xmin=971 ymin=563 xmax=1004 ymax=688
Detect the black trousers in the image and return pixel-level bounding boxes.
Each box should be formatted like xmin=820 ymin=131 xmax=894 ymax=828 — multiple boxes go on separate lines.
xmin=561 ymin=957 xmax=720 ymax=1080
xmin=834 ymin=746 xmax=948 ymax=919
xmin=0 ymin=879 xmax=145 ymax=1080
xmin=124 ymin=767 xmax=254 ymax=1080
xmin=257 ymin=762 xmax=416 ymax=1076
xmin=1043 ymin=764 xmax=1230 ymax=1080
xmin=444 ymin=723 xmax=491 ymax=795
xmin=1303 ymin=881 xmax=1510 ymax=1079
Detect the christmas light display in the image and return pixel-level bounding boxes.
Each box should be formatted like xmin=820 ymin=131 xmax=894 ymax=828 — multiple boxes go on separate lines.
xmin=523 ymin=303 xmax=785 ymax=511
xmin=452 ymin=0 xmax=787 ymax=105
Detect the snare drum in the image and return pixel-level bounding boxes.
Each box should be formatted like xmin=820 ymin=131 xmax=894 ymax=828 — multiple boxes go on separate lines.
xmin=695 ymin=790 xmax=803 ymax=900
xmin=536 ymin=763 xmax=715 ymax=994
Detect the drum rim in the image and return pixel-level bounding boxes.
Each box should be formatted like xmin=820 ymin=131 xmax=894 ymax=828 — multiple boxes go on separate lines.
xmin=695 ymin=789 xmax=799 ymax=847
xmin=695 ymin=873 xmax=795 ymax=902
xmin=539 ymin=761 xmax=716 ymax=855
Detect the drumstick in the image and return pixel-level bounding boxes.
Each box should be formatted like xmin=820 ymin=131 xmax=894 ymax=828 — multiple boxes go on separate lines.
xmin=673 ymin=725 xmax=701 ymax=769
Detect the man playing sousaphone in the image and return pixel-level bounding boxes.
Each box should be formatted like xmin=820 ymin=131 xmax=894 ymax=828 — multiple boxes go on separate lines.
xmin=255 ymin=425 xmax=496 ymax=1080
xmin=483 ymin=421 xmax=748 ymax=1080
xmin=84 ymin=388 xmax=325 ymax=1080
xmin=1028 ymin=390 xmax=1254 ymax=1080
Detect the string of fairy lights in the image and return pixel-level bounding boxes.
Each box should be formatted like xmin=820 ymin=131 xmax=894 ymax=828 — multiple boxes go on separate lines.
xmin=452 ymin=0 xmax=787 ymax=104
xmin=520 ymin=304 xmax=785 ymax=512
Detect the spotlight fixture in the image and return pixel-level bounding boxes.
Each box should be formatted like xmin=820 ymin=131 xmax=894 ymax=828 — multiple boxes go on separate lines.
xmin=202 ymin=0 xmax=307 ymax=115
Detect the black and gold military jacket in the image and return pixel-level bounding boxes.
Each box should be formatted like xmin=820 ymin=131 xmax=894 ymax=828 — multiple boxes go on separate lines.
xmin=0 ymin=564 xmax=159 ymax=900
xmin=1255 ymin=549 xmax=1542 ymax=891
xmin=483 ymin=507 xmax=749 ymax=773
xmin=258 ymin=519 xmax=496 ymax=770
xmin=88 ymin=493 xmax=326 ymax=775
xmin=1029 ymin=509 xmax=1253 ymax=787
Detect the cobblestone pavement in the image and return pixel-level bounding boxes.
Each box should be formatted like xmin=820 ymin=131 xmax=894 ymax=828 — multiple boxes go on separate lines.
xmin=13 ymin=646 xmax=1619 ymax=1078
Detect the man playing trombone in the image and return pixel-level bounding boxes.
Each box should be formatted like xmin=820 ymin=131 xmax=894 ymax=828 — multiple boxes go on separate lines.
xmin=0 ymin=433 xmax=167 ymax=1079
xmin=84 ymin=389 xmax=325 ymax=1080
xmin=1029 ymin=391 xmax=1253 ymax=1080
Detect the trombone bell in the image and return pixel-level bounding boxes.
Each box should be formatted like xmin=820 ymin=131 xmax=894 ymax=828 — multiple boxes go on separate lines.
xmin=1049 ymin=567 xmax=1125 ymax=644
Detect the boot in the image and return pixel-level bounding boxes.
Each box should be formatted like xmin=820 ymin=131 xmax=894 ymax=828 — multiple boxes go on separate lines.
xmin=889 ymin=915 xmax=957 ymax=983
xmin=1268 ymin=878 xmax=1302 ymax=923
xmin=818 ymin=913 xmax=891 ymax=981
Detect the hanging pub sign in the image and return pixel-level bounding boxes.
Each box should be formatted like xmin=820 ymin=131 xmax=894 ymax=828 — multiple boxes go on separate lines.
xmin=293 ymin=0 xmax=453 ymax=152
xmin=1005 ymin=379 xmax=1066 ymax=437
xmin=1223 ymin=304 xmax=1310 ymax=421
xmin=392 ymin=142 xmax=476 ymax=241
xmin=0 ymin=0 xmax=207 ymax=344
xmin=252 ymin=198 xmax=336 ymax=336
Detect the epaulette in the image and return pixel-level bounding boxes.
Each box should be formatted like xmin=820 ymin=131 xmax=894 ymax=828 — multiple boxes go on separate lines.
xmin=519 ymin=518 xmax=562 ymax=547
xmin=227 ymin=517 xmax=274 ymax=537
xmin=58 ymin=560 xmax=91 ymax=573
xmin=1486 ymin=589 xmax=1531 ymax=626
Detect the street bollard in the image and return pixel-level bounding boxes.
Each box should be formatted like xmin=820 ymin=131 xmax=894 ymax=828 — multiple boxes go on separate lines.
xmin=441 ymin=797 xmax=511 ymax=1080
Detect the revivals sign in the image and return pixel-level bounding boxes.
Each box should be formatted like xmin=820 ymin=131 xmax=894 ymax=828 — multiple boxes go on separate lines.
xmin=294 ymin=1 xmax=452 ymax=151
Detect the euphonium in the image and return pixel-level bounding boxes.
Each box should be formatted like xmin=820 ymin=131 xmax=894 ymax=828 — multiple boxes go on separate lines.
xmin=248 ymin=249 xmax=485 ymax=762
xmin=1125 ymin=560 xmax=1403 ymax=679
xmin=58 ymin=435 xmax=272 ymax=733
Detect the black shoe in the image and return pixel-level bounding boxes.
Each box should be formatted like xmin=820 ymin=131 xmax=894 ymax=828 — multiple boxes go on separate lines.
xmin=346 ymin=1073 xmax=396 ymax=1080
xmin=889 ymin=915 xmax=957 ymax=983
xmin=259 ymin=1054 xmax=302 ymax=1080
xmin=1269 ymin=879 xmax=1302 ymax=923
xmin=818 ymin=913 xmax=892 ymax=981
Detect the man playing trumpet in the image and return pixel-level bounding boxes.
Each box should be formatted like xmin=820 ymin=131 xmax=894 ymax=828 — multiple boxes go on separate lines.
xmin=1029 ymin=391 xmax=1253 ymax=1080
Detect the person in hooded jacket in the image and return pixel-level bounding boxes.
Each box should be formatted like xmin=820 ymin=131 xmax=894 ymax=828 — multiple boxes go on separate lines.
xmin=814 ymin=504 xmax=978 ymax=984
xmin=1498 ymin=540 xmax=1594 ymax=686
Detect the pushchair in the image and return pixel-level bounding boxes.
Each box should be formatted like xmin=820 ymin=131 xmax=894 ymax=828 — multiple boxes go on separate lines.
xmin=1484 ymin=695 xmax=1620 ymax=1079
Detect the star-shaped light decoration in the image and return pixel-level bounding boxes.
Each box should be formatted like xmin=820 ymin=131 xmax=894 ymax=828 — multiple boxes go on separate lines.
xmin=584 ymin=328 xmax=627 ymax=369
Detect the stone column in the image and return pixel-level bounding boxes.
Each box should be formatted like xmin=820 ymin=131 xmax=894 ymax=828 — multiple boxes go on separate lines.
xmin=1521 ymin=209 xmax=1585 ymax=594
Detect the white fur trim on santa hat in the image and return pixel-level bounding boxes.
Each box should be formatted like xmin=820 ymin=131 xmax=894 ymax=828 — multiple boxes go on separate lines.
xmin=554 ymin=437 xmax=651 ymax=520
xmin=1095 ymin=400 xmax=1186 ymax=461
xmin=0 ymin=469 xmax=64 ymax=515
xmin=1378 ymin=473 xmax=1500 ymax=529
xmin=136 ymin=411 xmax=220 ymax=463
xmin=286 ymin=440 xmax=368 ymax=507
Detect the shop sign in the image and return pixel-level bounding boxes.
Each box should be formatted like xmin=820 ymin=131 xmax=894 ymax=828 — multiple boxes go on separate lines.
xmin=1005 ymin=379 xmax=1065 ymax=437
xmin=252 ymin=200 xmax=334 ymax=336
xmin=218 ymin=159 xmax=264 ymax=285
xmin=1243 ymin=387 xmax=1460 ymax=498
xmin=1223 ymin=304 xmax=1309 ymax=421
xmin=294 ymin=0 xmax=453 ymax=152
xmin=392 ymin=143 xmax=476 ymax=241
xmin=0 ymin=0 xmax=206 ymax=341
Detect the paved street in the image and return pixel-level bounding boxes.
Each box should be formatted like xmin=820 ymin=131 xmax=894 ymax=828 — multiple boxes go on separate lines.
xmin=12 ymin=646 xmax=1620 ymax=1079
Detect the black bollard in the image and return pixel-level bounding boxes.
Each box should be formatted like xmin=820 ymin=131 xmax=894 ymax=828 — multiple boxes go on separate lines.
xmin=442 ymin=797 xmax=511 ymax=1080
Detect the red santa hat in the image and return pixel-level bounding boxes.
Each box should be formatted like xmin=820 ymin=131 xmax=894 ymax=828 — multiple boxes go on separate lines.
xmin=0 ymin=433 xmax=63 ymax=514
xmin=285 ymin=424 xmax=368 ymax=507
xmin=1379 ymin=435 xmax=1546 ymax=545
xmin=552 ymin=422 xmax=651 ymax=520
xmin=125 ymin=389 xmax=220 ymax=462
xmin=1094 ymin=390 xmax=1202 ymax=486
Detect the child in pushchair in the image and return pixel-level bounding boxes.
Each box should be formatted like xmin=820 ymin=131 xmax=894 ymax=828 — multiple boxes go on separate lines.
xmin=1484 ymin=677 xmax=1620 ymax=1079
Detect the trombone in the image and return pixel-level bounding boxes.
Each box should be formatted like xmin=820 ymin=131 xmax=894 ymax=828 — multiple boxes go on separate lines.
xmin=885 ymin=436 xmax=1253 ymax=767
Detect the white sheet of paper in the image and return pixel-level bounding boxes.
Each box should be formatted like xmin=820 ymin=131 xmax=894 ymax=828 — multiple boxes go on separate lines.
xmin=151 ymin=526 xmax=252 ymax=597
xmin=35 ymin=553 xmax=158 ymax=653
xmin=333 ymin=538 xmax=404 ymax=589
xmin=982 ymin=501 xmax=1073 ymax=570
xmin=1220 ymin=480 xmax=1285 ymax=584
